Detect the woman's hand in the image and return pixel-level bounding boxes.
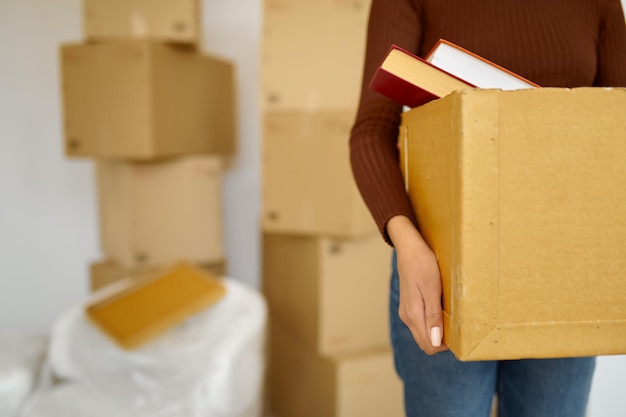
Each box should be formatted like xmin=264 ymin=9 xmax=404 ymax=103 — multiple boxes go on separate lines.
xmin=387 ymin=215 xmax=448 ymax=355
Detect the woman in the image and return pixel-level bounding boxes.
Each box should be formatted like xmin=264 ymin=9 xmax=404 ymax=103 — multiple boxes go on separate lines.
xmin=349 ymin=1 xmax=626 ymax=416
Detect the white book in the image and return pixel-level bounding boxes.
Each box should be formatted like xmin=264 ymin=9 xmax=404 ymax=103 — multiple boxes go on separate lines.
xmin=425 ymin=39 xmax=538 ymax=90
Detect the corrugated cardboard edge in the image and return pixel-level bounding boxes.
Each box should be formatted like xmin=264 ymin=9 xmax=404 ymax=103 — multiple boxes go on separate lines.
xmin=455 ymin=90 xmax=501 ymax=359
xmin=402 ymin=90 xmax=500 ymax=359
xmin=461 ymin=320 xmax=626 ymax=361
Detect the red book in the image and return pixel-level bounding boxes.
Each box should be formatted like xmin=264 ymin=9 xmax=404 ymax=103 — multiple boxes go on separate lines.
xmin=369 ymin=42 xmax=538 ymax=108
xmin=369 ymin=44 xmax=475 ymax=108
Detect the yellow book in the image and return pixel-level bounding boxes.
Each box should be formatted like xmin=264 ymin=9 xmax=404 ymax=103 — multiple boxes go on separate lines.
xmin=86 ymin=261 xmax=226 ymax=350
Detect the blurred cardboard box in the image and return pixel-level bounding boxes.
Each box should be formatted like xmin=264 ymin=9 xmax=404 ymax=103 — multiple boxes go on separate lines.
xmin=60 ymin=40 xmax=235 ymax=159
xmin=263 ymin=232 xmax=392 ymax=356
xmin=261 ymin=0 xmax=370 ymax=111
xmin=83 ymin=0 xmax=201 ymax=44
xmin=90 ymin=258 xmax=227 ymax=292
xmin=267 ymin=323 xmax=403 ymax=417
xmin=262 ymin=111 xmax=376 ymax=238
xmin=97 ymin=155 xmax=224 ymax=269
xmin=400 ymin=87 xmax=626 ymax=361
xmin=86 ymin=262 xmax=226 ymax=350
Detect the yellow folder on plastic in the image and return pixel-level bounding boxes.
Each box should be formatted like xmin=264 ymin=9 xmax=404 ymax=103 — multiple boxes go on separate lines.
xmin=85 ymin=261 xmax=226 ymax=350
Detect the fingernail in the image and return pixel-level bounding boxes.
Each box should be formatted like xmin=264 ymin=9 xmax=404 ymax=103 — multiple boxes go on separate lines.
xmin=430 ymin=326 xmax=442 ymax=347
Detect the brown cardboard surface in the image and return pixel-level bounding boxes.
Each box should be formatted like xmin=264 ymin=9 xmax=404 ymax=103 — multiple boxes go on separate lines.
xmin=261 ymin=0 xmax=370 ymax=111
xmin=83 ymin=0 xmax=200 ymax=44
xmin=60 ymin=40 xmax=235 ymax=159
xmin=263 ymin=232 xmax=392 ymax=356
xmin=86 ymin=262 xmax=226 ymax=350
xmin=90 ymin=258 xmax=227 ymax=292
xmin=267 ymin=323 xmax=404 ymax=417
xmin=262 ymin=111 xmax=376 ymax=238
xmin=400 ymin=87 xmax=626 ymax=361
xmin=97 ymin=155 xmax=224 ymax=269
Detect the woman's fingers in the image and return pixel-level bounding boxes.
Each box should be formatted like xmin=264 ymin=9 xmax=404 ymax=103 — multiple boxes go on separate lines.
xmin=397 ymin=247 xmax=448 ymax=355
xmin=399 ymin=281 xmax=447 ymax=354
xmin=386 ymin=215 xmax=448 ymax=355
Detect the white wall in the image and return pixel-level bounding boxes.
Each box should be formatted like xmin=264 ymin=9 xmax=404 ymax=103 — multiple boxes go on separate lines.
xmin=0 ymin=0 xmax=624 ymax=415
xmin=0 ymin=0 xmax=95 ymax=334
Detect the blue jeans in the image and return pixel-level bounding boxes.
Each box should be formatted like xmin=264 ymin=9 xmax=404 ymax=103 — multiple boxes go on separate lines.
xmin=389 ymin=252 xmax=595 ymax=417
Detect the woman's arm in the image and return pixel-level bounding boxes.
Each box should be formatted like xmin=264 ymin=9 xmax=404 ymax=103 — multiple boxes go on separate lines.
xmin=595 ymin=0 xmax=626 ymax=86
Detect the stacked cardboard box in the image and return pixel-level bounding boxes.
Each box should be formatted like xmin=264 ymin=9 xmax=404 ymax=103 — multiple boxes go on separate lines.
xmin=59 ymin=1 xmax=235 ymax=290
xmin=261 ymin=1 xmax=404 ymax=416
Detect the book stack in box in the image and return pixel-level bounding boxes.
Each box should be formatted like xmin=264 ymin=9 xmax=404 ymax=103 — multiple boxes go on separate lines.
xmin=261 ymin=1 xmax=404 ymax=416
xmin=59 ymin=0 xmax=235 ymax=291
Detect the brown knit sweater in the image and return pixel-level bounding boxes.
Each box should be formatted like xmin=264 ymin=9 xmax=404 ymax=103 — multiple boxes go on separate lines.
xmin=350 ymin=0 xmax=626 ymax=245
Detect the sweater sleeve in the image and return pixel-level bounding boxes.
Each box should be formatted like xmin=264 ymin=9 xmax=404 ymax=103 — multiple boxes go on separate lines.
xmin=349 ymin=0 xmax=423 ymax=245
xmin=595 ymin=0 xmax=626 ymax=86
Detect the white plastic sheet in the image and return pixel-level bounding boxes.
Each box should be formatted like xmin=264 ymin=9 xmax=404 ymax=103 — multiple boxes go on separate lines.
xmin=0 ymin=335 xmax=47 ymax=417
xmin=23 ymin=278 xmax=267 ymax=417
